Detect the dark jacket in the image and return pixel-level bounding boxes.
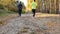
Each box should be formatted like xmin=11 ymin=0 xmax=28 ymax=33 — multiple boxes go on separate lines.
xmin=18 ymin=3 xmax=23 ymax=10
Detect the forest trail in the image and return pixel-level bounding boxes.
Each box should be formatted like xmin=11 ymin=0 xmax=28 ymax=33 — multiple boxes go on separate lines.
xmin=0 ymin=13 xmax=60 ymax=34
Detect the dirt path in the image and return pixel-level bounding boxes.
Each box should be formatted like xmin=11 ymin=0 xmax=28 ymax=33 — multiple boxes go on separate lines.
xmin=0 ymin=13 xmax=60 ymax=34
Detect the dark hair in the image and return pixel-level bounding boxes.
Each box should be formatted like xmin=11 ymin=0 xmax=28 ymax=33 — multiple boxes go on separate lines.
xmin=34 ymin=0 xmax=35 ymax=1
xmin=20 ymin=1 xmax=21 ymax=3
xmin=16 ymin=1 xmax=19 ymax=3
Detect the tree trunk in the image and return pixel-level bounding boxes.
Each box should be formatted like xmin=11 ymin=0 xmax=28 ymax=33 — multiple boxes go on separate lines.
xmin=59 ymin=0 xmax=60 ymax=13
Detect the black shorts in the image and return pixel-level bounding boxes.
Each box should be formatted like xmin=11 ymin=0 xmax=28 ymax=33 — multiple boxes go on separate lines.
xmin=32 ymin=9 xmax=36 ymax=14
xmin=18 ymin=9 xmax=22 ymax=14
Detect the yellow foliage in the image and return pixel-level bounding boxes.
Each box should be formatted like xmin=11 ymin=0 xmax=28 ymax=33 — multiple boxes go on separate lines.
xmin=0 ymin=0 xmax=15 ymax=5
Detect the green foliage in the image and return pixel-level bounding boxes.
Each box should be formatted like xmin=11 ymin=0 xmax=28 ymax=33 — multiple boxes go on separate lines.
xmin=0 ymin=0 xmax=18 ymax=12
xmin=0 ymin=10 xmax=17 ymax=17
xmin=8 ymin=6 xmax=18 ymax=12
xmin=0 ymin=4 xmax=4 ymax=9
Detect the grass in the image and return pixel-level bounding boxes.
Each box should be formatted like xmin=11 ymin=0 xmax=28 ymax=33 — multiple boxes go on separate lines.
xmin=0 ymin=13 xmax=8 ymax=18
xmin=0 ymin=9 xmax=25 ymax=16
xmin=0 ymin=10 xmax=17 ymax=17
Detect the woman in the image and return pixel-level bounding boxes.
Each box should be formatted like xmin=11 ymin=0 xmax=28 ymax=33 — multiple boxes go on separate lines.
xmin=18 ymin=1 xmax=23 ymax=17
xmin=31 ymin=0 xmax=37 ymax=17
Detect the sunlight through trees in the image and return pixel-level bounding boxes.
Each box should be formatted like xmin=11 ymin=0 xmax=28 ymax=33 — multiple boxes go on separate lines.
xmin=0 ymin=0 xmax=60 ymax=13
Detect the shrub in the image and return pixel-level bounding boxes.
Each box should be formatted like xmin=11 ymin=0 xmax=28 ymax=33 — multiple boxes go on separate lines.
xmin=0 ymin=4 xmax=4 ymax=9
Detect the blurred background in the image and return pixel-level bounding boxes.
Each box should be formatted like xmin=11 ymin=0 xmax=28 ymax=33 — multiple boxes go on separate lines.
xmin=0 ymin=0 xmax=60 ymax=17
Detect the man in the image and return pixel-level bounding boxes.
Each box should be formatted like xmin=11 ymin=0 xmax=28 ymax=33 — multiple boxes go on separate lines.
xmin=31 ymin=0 xmax=37 ymax=17
xmin=18 ymin=1 xmax=23 ymax=17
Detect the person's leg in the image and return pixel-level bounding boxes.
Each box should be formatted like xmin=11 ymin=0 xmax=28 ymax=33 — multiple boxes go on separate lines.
xmin=33 ymin=9 xmax=36 ymax=16
xmin=18 ymin=9 xmax=20 ymax=16
xmin=32 ymin=9 xmax=36 ymax=17
xmin=19 ymin=9 xmax=22 ymax=16
xmin=18 ymin=9 xmax=22 ymax=16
